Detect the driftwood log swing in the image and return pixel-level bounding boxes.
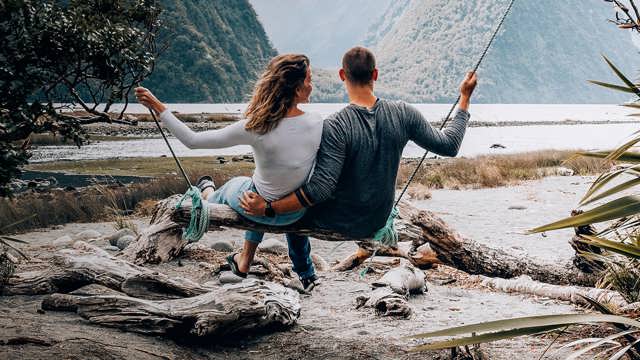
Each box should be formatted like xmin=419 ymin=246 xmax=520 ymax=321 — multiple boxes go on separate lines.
xmin=124 ymin=195 xmax=598 ymax=288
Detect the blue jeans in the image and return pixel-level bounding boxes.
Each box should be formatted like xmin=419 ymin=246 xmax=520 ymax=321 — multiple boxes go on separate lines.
xmin=208 ymin=176 xmax=315 ymax=279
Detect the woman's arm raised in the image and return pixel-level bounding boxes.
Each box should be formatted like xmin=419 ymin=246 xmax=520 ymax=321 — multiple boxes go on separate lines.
xmin=135 ymin=87 xmax=253 ymax=149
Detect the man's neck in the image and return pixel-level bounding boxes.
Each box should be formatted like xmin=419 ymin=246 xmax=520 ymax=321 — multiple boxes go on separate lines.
xmin=347 ymin=85 xmax=377 ymax=109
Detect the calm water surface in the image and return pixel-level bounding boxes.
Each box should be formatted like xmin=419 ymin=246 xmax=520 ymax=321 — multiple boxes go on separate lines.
xmin=35 ymin=103 xmax=639 ymax=162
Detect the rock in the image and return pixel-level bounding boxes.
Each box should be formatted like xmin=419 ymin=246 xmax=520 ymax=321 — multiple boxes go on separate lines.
xmin=74 ymin=230 xmax=101 ymax=241
xmin=311 ymin=253 xmax=329 ymax=271
xmin=198 ymin=262 xmax=219 ymax=273
xmin=53 ymin=235 xmax=74 ymax=247
xmin=116 ymin=235 xmax=136 ymax=250
xmin=556 ymin=166 xmax=575 ymax=176
xmin=490 ymin=143 xmax=506 ymax=149
xmin=219 ymin=271 xmax=244 ymax=284
xmin=277 ymin=263 xmax=292 ymax=277
xmin=107 ymin=229 xmax=136 ymax=246
xmin=103 ymin=245 xmax=120 ymax=252
xmin=508 ymin=205 xmax=527 ymax=210
xmin=231 ymin=156 xmax=243 ymax=162
xmin=258 ymin=238 xmax=287 ymax=254
xmin=284 ymin=278 xmax=305 ymax=293
xmin=210 ymin=240 xmax=235 ymax=252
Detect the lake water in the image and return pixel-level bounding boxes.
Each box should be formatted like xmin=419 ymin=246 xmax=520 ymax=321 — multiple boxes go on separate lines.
xmin=35 ymin=103 xmax=639 ymax=162
xmin=112 ymin=103 xmax=637 ymax=124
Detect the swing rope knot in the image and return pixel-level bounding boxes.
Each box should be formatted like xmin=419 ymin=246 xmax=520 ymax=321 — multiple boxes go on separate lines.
xmin=371 ymin=206 xmax=399 ymax=247
xmin=175 ymin=186 xmax=209 ymax=243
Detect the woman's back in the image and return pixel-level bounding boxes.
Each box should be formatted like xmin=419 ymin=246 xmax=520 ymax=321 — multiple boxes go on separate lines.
xmin=159 ymin=110 xmax=323 ymax=201
xmin=251 ymin=112 xmax=322 ymax=201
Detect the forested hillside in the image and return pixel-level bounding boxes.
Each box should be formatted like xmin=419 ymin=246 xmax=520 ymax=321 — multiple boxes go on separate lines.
xmin=143 ymin=0 xmax=276 ymax=103
xmin=368 ymin=0 xmax=639 ymax=103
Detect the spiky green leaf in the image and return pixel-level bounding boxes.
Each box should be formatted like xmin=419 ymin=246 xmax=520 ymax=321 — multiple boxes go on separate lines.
xmin=411 ymin=325 xmax=563 ymax=351
xmin=409 ymin=314 xmax=640 ymax=339
xmin=529 ymin=196 xmax=640 ymax=233
xmin=602 ymin=55 xmax=640 ymax=98
xmin=589 ymin=80 xmax=638 ymax=94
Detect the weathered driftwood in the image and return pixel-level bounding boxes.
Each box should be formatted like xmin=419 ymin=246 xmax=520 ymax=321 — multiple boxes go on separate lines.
xmin=42 ymin=279 xmax=300 ymax=337
xmin=371 ymin=264 xmax=427 ymax=296
xmin=356 ymin=264 xmax=426 ymax=318
xmin=6 ymin=242 xmax=301 ymax=338
xmin=476 ymin=275 xmax=629 ymax=309
xmin=356 ymin=287 xmax=412 ymax=318
xmin=167 ymin=197 xmax=598 ymax=286
xmin=2 ymin=241 xmax=207 ymax=298
xmin=122 ymin=195 xmax=187 ymax=264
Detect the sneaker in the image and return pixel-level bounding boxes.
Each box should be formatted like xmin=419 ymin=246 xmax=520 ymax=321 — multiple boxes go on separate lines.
xmin=196 ymin=175 xmax=216 ymax=193
xmin=300 ymin=274 xmax=319 ymax=292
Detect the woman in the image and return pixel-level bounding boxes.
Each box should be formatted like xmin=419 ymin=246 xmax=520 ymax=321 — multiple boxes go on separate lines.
xmin=135 ymin=54 xmax=321 ymax=290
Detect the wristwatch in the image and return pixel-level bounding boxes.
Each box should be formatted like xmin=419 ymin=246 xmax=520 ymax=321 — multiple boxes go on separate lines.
xmin=264 ymin=201 xmax=276 ymax=218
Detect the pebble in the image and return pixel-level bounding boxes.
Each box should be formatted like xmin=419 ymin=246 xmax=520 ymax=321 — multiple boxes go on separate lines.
xmin=284 ymin=278 xmax=304 ymax=293
xmin=508 ymin=205 xmax=527 ymax=210
xmin=210 ymin=240 xmax=235 ymax=252
xmin=311 ymin=253 xmax=329 ymax=271
xmin=116 ymin=235 xmax=136 ymax=250
xmin=103 ymin=245 xmax=120 ymax=252
xmin=258 ymin=238 xmax=287 ymax=254
xmin=277 ymin=264 xmax=292 ymax=277
xmin=556 ymin=166 xmax=575 ymax=176
xmin=74 ymin=230 xmax=102 ymax=241
xmin=219 ymin=272 xmax=244 ymax=284
xmin=53 ymin=235 xmax=73 ymax=247
xmin=108 ymin=229 xmax=136 ymax=246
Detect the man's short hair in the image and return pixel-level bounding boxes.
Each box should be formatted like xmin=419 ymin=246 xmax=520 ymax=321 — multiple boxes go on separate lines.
xmin=342 ymin=46 xmax=376 ymax=86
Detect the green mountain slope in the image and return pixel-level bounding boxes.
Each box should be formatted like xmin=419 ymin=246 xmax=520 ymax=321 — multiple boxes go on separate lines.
xmin=143 ymin=0 xmax=276 ymax=103
xmin=368 ymin=0 xmax=639 ymax=103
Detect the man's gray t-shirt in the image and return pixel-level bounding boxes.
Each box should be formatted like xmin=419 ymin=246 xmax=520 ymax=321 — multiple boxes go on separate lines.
xmin=301 ymin=99 xmax=470 ymax=238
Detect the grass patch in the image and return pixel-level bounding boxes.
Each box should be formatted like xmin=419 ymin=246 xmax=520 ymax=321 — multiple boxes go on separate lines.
xmin=398 ymin=150 xmax=608 ymax=190
xmin=4 ymin=159 xmax=254 ymax=233
xmin=26 ymin=156 xmax=255 ymax=177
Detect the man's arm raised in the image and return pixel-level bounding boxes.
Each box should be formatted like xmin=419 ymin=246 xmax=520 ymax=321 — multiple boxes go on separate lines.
xmin=405 ymin=72 xmax=477 ymax=157
xmin=240 ymin=118 xmax=348 ymax=216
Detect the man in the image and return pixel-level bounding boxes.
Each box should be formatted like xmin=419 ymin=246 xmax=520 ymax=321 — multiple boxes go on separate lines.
xmin=241 ymin=46 xmax=477 ymax=289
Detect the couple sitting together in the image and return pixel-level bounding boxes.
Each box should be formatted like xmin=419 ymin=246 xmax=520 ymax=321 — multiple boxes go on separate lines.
xmin=135 ymin=46 xmax=477 ymax=292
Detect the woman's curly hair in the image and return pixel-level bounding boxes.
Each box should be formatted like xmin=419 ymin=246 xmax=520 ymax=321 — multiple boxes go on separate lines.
xmin=244 ymin=54 xmax=309 ymax=134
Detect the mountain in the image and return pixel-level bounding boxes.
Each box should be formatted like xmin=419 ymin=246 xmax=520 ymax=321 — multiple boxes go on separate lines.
xmin=249 ymin=0 xmax=391 ymax=68
xmin=143 ymin=0 xmax=276 ymax=103
xmin=365 ymin=0 xmax=640 ymax=103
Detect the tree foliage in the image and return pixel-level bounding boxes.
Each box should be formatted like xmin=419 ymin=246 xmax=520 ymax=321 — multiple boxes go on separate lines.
xmin=0 ymin=0 xmax=162 ymax=196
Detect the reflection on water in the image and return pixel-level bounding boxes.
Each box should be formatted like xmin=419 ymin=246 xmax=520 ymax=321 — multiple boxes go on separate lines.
xmin=31 ymin=123 xmax=640 ymax=162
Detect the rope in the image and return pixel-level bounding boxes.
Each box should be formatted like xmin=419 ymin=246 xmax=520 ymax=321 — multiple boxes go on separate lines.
xmin=394 ymin=0 xmax=517 ymax=207
xmin=149 ymin=109 xmax=209 ymax=242
xmin=176 ymin=185 xmax=209 ymax=243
